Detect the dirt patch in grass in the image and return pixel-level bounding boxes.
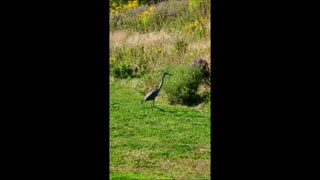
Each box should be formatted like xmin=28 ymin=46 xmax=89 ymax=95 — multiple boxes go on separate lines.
xmin=158 ymin=158 xmax=211 ymax=178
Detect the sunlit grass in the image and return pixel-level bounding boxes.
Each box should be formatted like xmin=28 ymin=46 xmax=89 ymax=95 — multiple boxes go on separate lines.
xmin=110 ymin=81 xmax=210 ymax=179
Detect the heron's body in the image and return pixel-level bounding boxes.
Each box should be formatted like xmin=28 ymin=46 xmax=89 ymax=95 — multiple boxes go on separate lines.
xmin=142 ymin=88 xmax=160 ymax=103
xmin=142 ymin=72 xmax=172 ymax=110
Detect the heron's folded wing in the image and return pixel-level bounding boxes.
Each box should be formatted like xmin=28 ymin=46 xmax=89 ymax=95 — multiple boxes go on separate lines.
xmin=144 ymin=89 xmax=158 ymax=100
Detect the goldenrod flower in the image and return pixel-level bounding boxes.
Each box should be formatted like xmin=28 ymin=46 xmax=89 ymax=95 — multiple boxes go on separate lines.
xmin=184 ymin=17 xmax=206 ymax=32
xmin=110 ymin=9 xmax=116 ymax=15
xmin=143 ymin=10 xmax=149 ymax=15
xmin=200 ymin=17 xmax=205 ymax=23
xmin=138 ymin=10 xmax=149 ymax=19
xmin=132 ymin=0 xmax=138 ymax=7
xmin=109 ymin=57 xmax=115 ymax=62
xmin=123 ymin=0 xmax=138 ymax=9
xmin=149 ymin=6 xmax=155 ymax=11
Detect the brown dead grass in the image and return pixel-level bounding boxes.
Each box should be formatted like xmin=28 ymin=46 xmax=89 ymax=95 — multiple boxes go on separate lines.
xmin=159 ymin=158 xmax=211 ymax=179
xmin=110 ymin=146 xmax=210 ymax=179
xmin=110 ymin=30 xmax=174 ymax=50
xmin=110 ymin=158 xmax=210 ymax=179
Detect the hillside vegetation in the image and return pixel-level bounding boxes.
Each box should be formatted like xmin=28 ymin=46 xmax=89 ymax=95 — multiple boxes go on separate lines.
xmin=110 ymin=0 xmax=211 ymax=179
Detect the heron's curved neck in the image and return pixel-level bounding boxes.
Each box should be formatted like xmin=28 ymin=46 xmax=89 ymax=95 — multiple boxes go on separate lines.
xmin=158 ymin=74 xmax=166 ymax=90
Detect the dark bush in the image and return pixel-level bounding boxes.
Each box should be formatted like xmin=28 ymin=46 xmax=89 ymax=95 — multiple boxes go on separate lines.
xmin=190 ymin=57 xmax=210 ymax=85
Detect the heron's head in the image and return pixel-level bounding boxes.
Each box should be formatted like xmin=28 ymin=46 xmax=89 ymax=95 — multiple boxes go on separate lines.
xmin=164 ymin=72 xmax=173 ymax=76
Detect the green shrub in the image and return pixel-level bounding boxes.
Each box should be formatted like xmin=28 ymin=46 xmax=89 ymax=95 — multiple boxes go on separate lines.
xmin=111 ymin=61 xmax=133 ymax=78
xmin=162 ymin=64 xmax=204 ymax=105
xmin=173 ymin=40 xmax=188 ymax=54
xmin=110 ymin=46 xmax=148 ymax=78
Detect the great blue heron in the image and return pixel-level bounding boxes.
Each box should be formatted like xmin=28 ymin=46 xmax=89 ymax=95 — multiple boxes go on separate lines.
xmin=141 ymin=72 xmax=172 ymax=110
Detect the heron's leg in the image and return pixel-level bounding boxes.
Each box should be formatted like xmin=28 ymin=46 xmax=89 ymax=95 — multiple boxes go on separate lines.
xmin=152 ymin=100 xmax=155 ymax=111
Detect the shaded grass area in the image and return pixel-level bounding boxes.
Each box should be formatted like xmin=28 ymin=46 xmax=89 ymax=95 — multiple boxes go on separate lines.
xmin=110 ymin=83 xmax=211 ymax=179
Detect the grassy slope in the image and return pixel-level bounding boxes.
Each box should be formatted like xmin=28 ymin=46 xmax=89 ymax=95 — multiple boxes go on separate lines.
xmin=110 ymin=81 xmax=211 ymax=179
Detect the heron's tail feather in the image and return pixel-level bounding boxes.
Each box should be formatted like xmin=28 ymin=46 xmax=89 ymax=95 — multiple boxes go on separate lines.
xmin=141 ymin=99 xmax=144 ymax=104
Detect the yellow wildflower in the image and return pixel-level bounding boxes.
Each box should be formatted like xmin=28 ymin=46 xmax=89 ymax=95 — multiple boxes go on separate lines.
xmin=110 ymin=9 xmax=116 ymax=15
xmin=138 ymin=10 xmax=149 ymax=19
xmin=115 ymin=6 xmax=121 ymax=11
xmin=149 ymin=6 xmax=155 ymax=11
xmin=143 ymin=10 xmax=149 ymax=15
xmin=123 ymin=0 xmax=138 ymax=9
xmin=109 ymin=57 xmax=115 ymax=62
xmin=200 ymin=17 xmax=205 ymax=23
xmin=132 ymin=0 xmax=139 ymax=7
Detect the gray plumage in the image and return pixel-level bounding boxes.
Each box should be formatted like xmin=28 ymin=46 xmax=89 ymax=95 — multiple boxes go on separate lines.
xmin=142 ymin=72 xmax=172 ymax=110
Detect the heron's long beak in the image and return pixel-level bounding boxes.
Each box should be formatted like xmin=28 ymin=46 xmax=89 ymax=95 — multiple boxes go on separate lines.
xmin=167 ymin=73 xmax=173 ymax=76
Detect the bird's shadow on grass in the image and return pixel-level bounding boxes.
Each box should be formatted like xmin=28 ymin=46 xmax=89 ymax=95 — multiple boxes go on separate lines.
xmin=149 ymin=106 xmax=193 ymax=114
xmin=144 ymin=107 xmax=206 ymax=118
xmin=165 ymin=109 xmax=189 ymax=113
xmin=154 ymin=106 xmax=192 ymax=113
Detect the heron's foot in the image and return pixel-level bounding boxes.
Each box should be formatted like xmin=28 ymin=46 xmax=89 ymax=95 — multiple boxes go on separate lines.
xmin=154 ymin=106 xmax=164 ymax=111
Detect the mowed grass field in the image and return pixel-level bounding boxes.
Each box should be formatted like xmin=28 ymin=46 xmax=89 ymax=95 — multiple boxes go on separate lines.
xmin=110 ymin=80 xmax=211 ymax=179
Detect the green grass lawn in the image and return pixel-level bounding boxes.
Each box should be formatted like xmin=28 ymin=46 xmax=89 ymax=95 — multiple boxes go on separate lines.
xmin=110 ymin=82 xmax=211 ymax=179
